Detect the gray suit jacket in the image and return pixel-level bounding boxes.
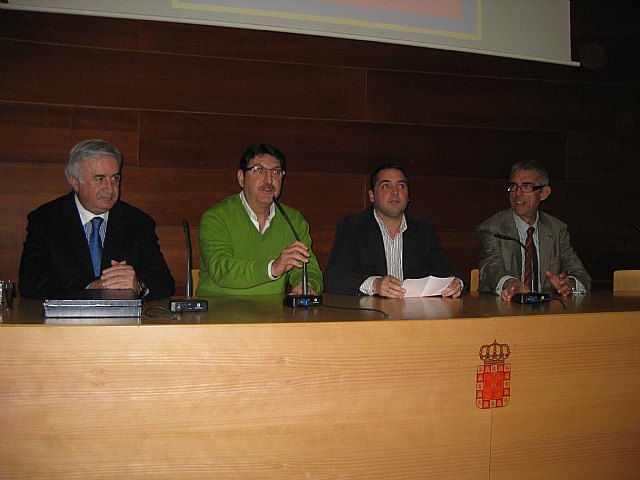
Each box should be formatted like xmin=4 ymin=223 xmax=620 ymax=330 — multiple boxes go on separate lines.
xmin=476 ymin=209 xmax=590 ymax=293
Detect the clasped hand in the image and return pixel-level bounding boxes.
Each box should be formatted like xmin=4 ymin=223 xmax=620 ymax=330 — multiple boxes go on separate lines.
xmin=90 ymin=260 xmax=139 ymax=293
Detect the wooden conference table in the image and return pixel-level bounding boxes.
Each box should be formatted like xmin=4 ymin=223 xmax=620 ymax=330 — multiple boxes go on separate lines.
xmin=1 ymin=291 xmax=640 ymax=479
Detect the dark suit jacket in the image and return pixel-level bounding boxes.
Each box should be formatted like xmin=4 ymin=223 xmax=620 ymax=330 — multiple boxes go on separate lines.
xmin=325 ymin=207 xmax=462 ymax=295
xmin=19 ymin=192 xmax=175 ymax=300
xmin=476 ymin=209 xmax=591 ymax=293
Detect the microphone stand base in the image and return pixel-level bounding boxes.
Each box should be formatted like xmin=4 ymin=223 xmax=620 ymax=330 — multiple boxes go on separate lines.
xmin=283 ymin=295 xmax=323 ymax=308
xmin=170 ymin=299 xmax=209 ymax=313
xmin=512 ymin=293 xmax=550 ymax=304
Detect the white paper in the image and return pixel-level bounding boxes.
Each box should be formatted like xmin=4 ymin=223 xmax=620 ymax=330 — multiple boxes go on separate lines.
xmin=402 ymin=276 xmax=454 ymax=297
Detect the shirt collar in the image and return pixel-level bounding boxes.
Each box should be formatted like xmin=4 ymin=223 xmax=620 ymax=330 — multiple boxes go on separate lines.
xmin=373 ymin=209 xmax=407 ymax=238
xmin=239 ymin=191 xmax=275 ymax=233
xmin=512 ymin=210 xmax=539 ymax=238
xmin=74 ymin=194 xmax=109 ymax=226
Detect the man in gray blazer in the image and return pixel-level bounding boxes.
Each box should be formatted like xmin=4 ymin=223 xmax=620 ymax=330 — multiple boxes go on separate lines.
xmin=477 ymin=160 xmax=590 ymax=301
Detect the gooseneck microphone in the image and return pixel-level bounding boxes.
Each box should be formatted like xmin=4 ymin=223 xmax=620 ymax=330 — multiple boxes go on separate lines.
xmin=170 ymin=220 xmax=208 ymax=313
xmin=272 ymin=196 xmax=322 ymax=308
xmin=493 ymin=233 xmax=549 ymax=304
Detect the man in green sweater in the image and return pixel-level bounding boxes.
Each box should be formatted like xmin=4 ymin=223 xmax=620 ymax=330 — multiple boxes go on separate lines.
xmin=197 ymin=143 xmax=323 ymax=296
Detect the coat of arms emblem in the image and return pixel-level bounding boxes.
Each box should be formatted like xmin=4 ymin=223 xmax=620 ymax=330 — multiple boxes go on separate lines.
xmin=476 ymin=339 xmax=511 ymax=409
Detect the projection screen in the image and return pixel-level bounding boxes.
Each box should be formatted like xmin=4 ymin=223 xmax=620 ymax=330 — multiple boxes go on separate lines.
xmin=1 ymin=0 xmax=577 ymax=66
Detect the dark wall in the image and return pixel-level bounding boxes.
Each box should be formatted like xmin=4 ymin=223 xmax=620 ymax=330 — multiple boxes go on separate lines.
xmin=1 ymin=5 xmax=639 ymax=293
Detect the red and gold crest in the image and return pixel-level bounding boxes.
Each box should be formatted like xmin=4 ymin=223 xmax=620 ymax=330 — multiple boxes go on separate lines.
xmin=476 ymin=339 xmax=511 ymax=409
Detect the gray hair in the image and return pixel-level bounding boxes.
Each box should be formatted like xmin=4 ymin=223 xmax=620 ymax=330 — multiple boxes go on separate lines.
xmin=509 ymin=160 xmax=549 ymax=185
xmin=65 ymin=139 xmax=123 ymax=186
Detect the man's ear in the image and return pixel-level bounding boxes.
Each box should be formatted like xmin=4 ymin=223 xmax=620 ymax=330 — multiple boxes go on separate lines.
xmin=540 ymin=185 xmax=552 ymax=201
xmin=368 ymin=189 xmax=374 ymax=203
xmin=70 ymin=176 xmax=80 ymax=193
xmin=237 ymin=170 xmax=244 ymax=188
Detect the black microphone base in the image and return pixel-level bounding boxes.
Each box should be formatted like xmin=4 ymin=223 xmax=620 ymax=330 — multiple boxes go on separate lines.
xmin=513 ymin=293 xmax=550 ymax=304
xmin=170 ymin=299 xmax=209 ymax=313
xmin=283 ymin=294 xmax=323 ymax=308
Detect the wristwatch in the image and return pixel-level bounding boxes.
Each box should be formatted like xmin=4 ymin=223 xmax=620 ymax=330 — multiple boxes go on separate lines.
xmin=137 ymin=280 xmax=150 ymax=299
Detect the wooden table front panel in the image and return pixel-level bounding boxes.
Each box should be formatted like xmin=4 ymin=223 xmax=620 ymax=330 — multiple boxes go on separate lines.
xmin=0 ymin=319 xmax=493 ymax=479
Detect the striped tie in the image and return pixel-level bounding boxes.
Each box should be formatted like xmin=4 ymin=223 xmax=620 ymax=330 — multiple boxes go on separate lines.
xmin=89 ymin=217 xmax=103 ymax=278
xmin=523 ymin=226 xmax=538 ymax=291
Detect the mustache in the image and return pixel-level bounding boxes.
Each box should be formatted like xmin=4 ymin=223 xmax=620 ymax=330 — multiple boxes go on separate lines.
xmin=260 ymin=184 xmax=275 ymax=192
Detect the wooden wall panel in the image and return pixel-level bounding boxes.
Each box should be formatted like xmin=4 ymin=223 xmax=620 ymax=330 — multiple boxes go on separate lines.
xmin=2 ymin=40 xmax=366 ymax=120
xmin=367 ymin=71 xmax=570 ymax=130
xmin=0 ymin=9 xmax=140 ymax=49
xmin=138 ymin=110 xmax=567 ymax=178
xmin=566 ymin=82 xmax=640 ymax=135
xmin=567 ymin=132 xmax=640 ymax=182
xmin=2 ymin=6 xmax=639 ymax=290
xmin=139 ymin=18 xmax=565 ymax=81
xmin=571 ymin=35 xmax=640 ymax=85
xmin=2 ymin=9 xmax=565 ymax=82
xmin=0 ymin=102 xmax=139 ymax=165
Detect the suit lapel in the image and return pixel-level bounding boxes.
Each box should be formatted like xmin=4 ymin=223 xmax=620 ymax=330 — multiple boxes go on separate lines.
xmin=537 ymin=213 xmax=554 ymax=280
xmin=103 ymin=202 xmax=125 ymax=266
xmin=61 ymin=192 xmax=95 ymax=277
xmin=500 ymin=210 xmax=523 ymax=278
xmin=365 ymin=208 xmax=388 ymax=274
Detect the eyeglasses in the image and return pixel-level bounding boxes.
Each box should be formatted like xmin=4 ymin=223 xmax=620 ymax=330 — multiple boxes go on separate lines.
xmin=244 ymin=165 xmax=285 ymax=177
xmin=507 ymin=183 xmax=545 ymax=193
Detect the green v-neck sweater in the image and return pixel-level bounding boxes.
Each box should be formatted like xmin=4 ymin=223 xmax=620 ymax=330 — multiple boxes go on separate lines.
xmin=197 ymin=194 xmax=323 ymax=296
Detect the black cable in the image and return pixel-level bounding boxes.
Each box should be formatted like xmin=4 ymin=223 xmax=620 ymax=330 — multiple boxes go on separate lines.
xmin=144 ymin=306 xmax=177 ymax=320
xmin=551 ymin=297 xmax=568 ymax=311
xmin=320 ymin=304 xmax=389 ymax=318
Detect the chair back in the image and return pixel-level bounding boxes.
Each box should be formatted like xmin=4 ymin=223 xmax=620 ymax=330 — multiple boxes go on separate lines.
xmin=470 ymin=269 xmax=479 ymax=292
xmin=613 ymin=270 xmax=640 ymax=292
xmin=192 ymin=268 xmax=200 ymax=293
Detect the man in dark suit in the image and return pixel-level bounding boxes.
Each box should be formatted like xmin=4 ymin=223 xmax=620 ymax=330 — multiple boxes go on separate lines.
xmin=19 ymin=139 xmax=175 ymax=300
xmin=477 ymin=160 xmax=590 ymax=301
xmin=325 ymin=163 xmax=463 ymax=298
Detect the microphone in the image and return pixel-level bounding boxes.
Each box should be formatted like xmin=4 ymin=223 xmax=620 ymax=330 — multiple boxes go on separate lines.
xmin=492 ymin=233 xmax=550 ymax=304
xmin=272 ymin=196 xmax=322 ymax=308
xmin=170 ymin=220 xmax=208 ymax=313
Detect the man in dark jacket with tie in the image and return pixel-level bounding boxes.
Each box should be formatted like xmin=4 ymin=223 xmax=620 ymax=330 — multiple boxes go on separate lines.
xmin=19 ymin=139 xmax=175 ymax=300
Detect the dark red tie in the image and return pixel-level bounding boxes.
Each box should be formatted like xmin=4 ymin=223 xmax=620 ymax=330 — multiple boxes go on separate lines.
xmin=523 ymin=226 xmax=538 ymax=291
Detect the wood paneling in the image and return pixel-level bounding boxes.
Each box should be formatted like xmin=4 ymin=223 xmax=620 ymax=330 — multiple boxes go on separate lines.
xmin=2 ymin=6 xmax=640 ymax=290
xmin=0 ymin=103 xmax=138 ymax=165
xmin=138 ymin=109 xmax=568 ymax=177
xmin=0 ymin=9 xmax=141 ymax=49
xmin=0 ymin=317 xmax=495 ymax=478
xmin=3 ymin=296 xmax=640 ymax=478
xmin=2 ymin=40 xmax=366 ymax=120
xmin=567 ymin=132 xmax=640 ymax=182
xmin=367 ymin=71 xmax=570 ymax=130
xmin=1 ymin=9 xmax=566 ymax=81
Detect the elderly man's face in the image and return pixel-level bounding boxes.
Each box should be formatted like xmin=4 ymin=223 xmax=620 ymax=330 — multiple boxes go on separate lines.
xmin=70 ymin=156 xmax=121 ymax=215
